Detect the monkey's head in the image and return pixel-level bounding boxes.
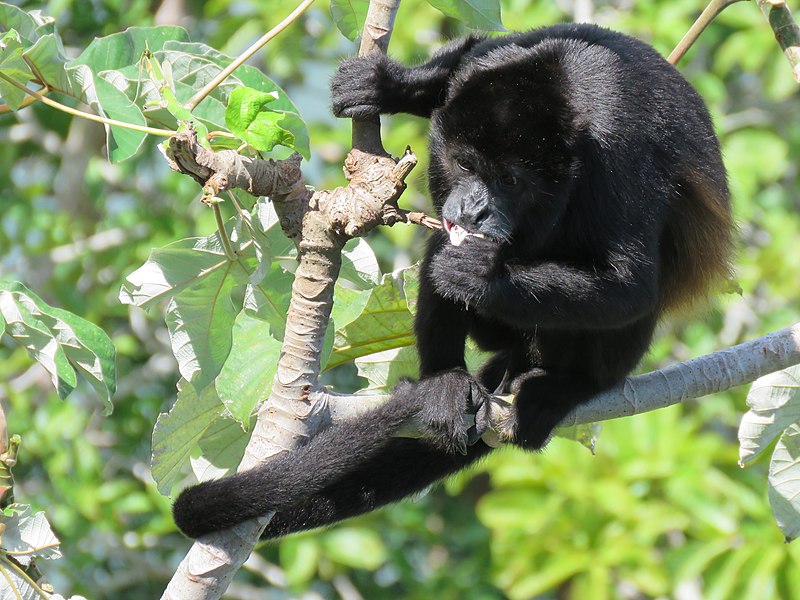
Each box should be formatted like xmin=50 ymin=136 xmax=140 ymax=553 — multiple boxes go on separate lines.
xmin=427 ymin=45 xmax=579 ymax=249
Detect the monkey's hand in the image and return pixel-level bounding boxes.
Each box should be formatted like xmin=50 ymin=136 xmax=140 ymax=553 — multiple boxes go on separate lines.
xmin=395 ymin=369 xmax=491 ymax=455
xmin=430 ymin=235 xmax=502 ymax=308
xmin=331 ymin=54 xmax=394 ymax=119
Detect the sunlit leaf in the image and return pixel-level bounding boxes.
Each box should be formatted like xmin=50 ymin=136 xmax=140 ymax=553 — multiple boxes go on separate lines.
xmin=328 ymin=270 xmax=416 ymax=370
xmin=1 ymin=504 xmax=61 ymax=564
xmin=768 ymin=423 xmax=800 ymax=541
xmin=0 ymin=281 xmax=116 ymax=410
xmin=215 ymin=312 xmax=282 ymax=425
xmin=151 ymin=380 xmax=223 ymax=494
xmin=355 ymin=346 xmax=419 ymax=394
xmin=226 ymin=87 xmax=309 ymax=157
xmin=739 ymin=365 xmax=800 ymax=466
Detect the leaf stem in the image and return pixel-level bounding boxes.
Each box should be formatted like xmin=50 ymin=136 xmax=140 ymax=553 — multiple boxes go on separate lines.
xmin=184 ymin=0 xmax=318 ymax=110
xmin=213 ymin=203 xmax=237 ymax=261
xmin=0 ymin=72 xmax=174 ymax=136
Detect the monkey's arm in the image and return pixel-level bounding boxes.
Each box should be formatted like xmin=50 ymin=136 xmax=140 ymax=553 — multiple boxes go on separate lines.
xmin=431 ymin=238 xmax=659 ymax=330
xmin=331 ymin=34 xmax=486 ymax=119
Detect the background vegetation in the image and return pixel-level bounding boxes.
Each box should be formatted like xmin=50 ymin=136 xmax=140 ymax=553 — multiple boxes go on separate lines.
xmin=1 ymin=0 xmax=799 ymax=598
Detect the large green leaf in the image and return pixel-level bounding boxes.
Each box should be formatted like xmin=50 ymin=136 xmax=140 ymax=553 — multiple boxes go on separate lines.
xmin=215 ymin=312 xmax=282 ymax=425
xmin=738 ymin=365 xmax=800 ymax=466
xmin=165 ymin=264 xmax=240 ymax=391
xmin=330 ymin=0 xmax=370 ymax=41
xmin=355 ymin=346 xmax=419 ymax=394
xmin=70 ymin=26 xmax=190 ymax=71
xmin=194 ymin=416 xmax=251 ymax=481
xmin=225 ymin=87 xmax=309 ymax=158
xmin=426 ymin=0 xmax=505 ymax=31
xmin=768 ymin=423 xmax=800 ymax=541
xmin=151 ymin=380 xmax=224 ymax=494
xmin=327 ymin=269 xmax=416 ymax=370
xmin=119 ymin=233 xmax=242 ymax=310
xmin=0 ymin=281 xmax=116 ymax=412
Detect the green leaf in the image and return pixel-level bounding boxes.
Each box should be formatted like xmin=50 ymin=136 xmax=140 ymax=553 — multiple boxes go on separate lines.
xmin=70 ymin=26 xmax=190 ymax=72
xmin=321 ymin=527 xmax=387 ymax=569
xmin=768 ymin=423 xmax=800 ymax=541
xmin=426 ymin=0 xmax=505 ymax=31
xmin=0 ymin=30 xmax=33 ymax=111
xmin=355 ymin=346 xmax=419 ymax=394
xmin=194 ymin=416 xmax=251 ymax=480
xmin=331 ymin=285 xmax=371 ymax=332
xmin=0 ymin=281 xmax=116 ymax=410
xmin=340 ymin=237 xmax=381 ymax=291
xmin=738 ymin=365 xmax=800 ymax=466
xmin=151 ymin=380 xmax=223 ymax=494
xmin=23 ymin=32 xmax=68 ymax=86
xmin=280 ymin=537 xmax=321 ymax=585
xmin=0 ymin=3 xmax=56 ymax=43
xmin=243 ymin=267 xmax=293 ymax=340
xmin=165 ymin=262 xmax=239 ymax=391
xmin=328 ymin=270 xmax=416 ymax=370
xmin=224 ymin=87 xmax=309 ymax=158
xmin=119 ymin=234 xmax=239 ymax=310
xmin=226 ymin=87 xmax=294 ymax=152
xmin=215 ymin=312 xmax=282 ymax=425
xmin=330 ymin=0 xmax=370 ymax=41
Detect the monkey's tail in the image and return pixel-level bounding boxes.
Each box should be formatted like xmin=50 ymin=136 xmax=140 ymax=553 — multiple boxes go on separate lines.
xmin=260 ymin=437 xmax=490 ymax=539
xmin=172 ymin=391 xmax=489 ymax=539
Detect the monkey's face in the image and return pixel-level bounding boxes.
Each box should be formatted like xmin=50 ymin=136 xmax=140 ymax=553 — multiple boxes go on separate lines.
xmin=427 ymin=55 xmax=578 ymax=248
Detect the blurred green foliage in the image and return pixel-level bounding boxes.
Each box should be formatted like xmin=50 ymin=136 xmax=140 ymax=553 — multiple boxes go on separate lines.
xmin=1 ymin=0 xmax=799 ymax=597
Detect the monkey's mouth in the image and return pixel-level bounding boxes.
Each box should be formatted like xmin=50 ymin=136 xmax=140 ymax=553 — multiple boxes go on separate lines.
xmin=442 ymin=219 xmax=485 ymax=246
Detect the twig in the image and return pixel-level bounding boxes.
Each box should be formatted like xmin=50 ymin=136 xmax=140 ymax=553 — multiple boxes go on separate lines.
xmin=0 ymin=72 xmax=174 ymax=136
xmin=669 ymin=0 xmax=748 ymax=64
xmin=184 ymin=0 xmax=318 ymax=110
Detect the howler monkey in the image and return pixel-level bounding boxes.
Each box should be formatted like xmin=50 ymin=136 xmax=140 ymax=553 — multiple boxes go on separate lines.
xmin=173 ymin=24 xmax=733 ymax=539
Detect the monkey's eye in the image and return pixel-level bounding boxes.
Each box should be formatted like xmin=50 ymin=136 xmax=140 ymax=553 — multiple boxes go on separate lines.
xmin=500 ymin=173 xmax=518 ymax=188
xmin=456 ymin=158 xmax=474 ymax=173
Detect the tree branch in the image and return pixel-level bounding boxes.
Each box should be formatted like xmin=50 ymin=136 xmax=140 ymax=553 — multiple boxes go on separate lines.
xmin=309 ymin=324 xmax=800 ymax=446
xmin=756 ymin=0 xmax=800 ymax=82
xmin=669 ymin=0 xmax=748 ymax=65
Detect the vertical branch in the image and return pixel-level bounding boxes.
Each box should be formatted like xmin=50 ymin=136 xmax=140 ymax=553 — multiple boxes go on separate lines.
xmin=756 ymin=0 xmax=800 ymax=82
xmin=351 ymin=0 xmax=402 ymax=154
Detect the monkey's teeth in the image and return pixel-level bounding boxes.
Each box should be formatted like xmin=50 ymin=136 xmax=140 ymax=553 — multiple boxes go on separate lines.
xmin=448 ymin=224 xmax=468 ymax=246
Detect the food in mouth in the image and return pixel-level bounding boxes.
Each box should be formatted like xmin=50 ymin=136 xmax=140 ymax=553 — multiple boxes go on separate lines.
xmin=442 ymin=219 xmax=485 ymax=246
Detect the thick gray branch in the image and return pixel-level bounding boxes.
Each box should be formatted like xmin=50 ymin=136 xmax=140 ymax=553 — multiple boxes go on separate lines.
xmin=317 ymin=324 xmax=800 ymax=448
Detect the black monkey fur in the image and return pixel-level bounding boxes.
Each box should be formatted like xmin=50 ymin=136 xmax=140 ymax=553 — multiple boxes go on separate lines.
xmin=173 ymin=24 xmax=733 ymax=539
